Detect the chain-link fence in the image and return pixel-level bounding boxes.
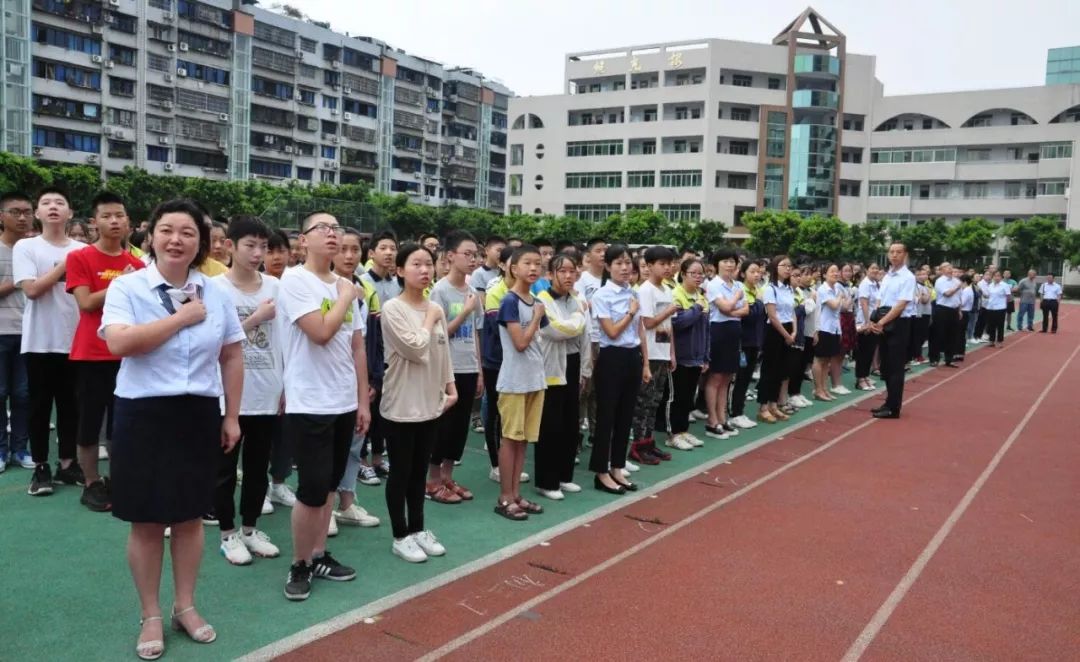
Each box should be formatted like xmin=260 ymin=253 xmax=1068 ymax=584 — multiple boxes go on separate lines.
xmin=258 ymin=195 xmax=382 ymax=233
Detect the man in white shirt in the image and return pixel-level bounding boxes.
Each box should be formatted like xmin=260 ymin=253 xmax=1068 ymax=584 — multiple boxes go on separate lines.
xmin=931 ymin=262 xmax=963 ymax=367
xmin=13 ymin=188 xmax=85 ymax=495
xmin=0 ymin=192 xmax=32 ymax=473
xmin=1038 ymin=274 xmax=1062 ymax=334
xmin=869 ymin=242 xmax=915 ymax=419
xmin=630 ymin=247 xmax=676 ymax=463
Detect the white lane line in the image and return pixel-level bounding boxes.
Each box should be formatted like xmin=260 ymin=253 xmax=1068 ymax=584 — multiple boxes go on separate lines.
xmin=411 ymin=333 xmax=1038 ymax=662
xmin=841 ymin=341 xmax=1080 ymax=662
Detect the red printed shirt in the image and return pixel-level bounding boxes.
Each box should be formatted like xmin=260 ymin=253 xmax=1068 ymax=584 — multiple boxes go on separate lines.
xmin=66 ymin=245 xmax=145 ymax=361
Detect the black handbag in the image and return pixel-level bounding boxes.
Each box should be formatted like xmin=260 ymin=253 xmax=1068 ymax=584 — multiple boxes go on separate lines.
xmin=870 ymin=306 xmax=896 ymax=333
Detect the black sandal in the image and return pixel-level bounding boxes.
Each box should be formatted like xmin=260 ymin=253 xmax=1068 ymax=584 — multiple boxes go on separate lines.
xmin=515 ymin=497 xmax=544 ymax=514
xmin=494 ymin=500 xmax=528 ymax=521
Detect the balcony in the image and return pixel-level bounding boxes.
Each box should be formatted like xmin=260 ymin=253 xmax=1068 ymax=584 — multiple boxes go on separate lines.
xmin=714 ymin=152 xmax=758 ymax=172
xmin=793 ymin=89 xmax=839 ymax=110
xmin=793 ymin=54 xmax=841 ymax=77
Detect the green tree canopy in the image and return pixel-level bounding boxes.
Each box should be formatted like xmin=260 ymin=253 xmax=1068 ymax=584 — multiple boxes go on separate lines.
xmin=845 ymin=220 xmax=890 ymax=265
xmin=743 ymin=210 xmax=803 ymax=256
xmin=947 ymin=217 xmax=996 ymax=267
xmin=893 ymin=219 xmax=950 ymax=265
xmin=1002 ymin=216 xmax=1066 ymax=273
xmin=792 ymin=215 xmax=847 ymax=261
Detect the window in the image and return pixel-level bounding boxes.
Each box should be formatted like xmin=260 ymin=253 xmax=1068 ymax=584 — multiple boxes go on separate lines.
xmin=566 ymin=140 xmax=623 ymax=157
xmin=109 ymin=77 xmax=136 ymax=97
xmin=764 ymin=164 xmax=784 ymax=209
xmin=565 ymin=172 xmax=622 ymax=189
xmin=33 ymin=60 xmax=101 ymax=90
xmin=1037 ymin=180 xmax=1067 ymax=196
xmin=728 ymin=141 xmax=750 ymax=155
xmin=842 ymin=116 xmax=864 ymax=131
xmin=33 ymin=128 xmax=100 ymax=153
xmin=32 ymin=95 xmax=100 ymax=121
xmin=253 ymin=47 xmax=298 ymax=75
xmin=296 ymin=89 xmax=316 ymax=106
xmin=731 ymin=107 xmax=751 ymax=121
xmin=250 ymin=159 xmax=292 ymax=178
xmin=870 ymin=148 xmax=956 ymax=163
xmin=868 ymin=181 xmax=912 ymax=197
xmin=627 ymin=171 xmax=655 ymax=187
xmin=963 ymin=182 xmax=989 ymax=199
xmin=922 ymin=118 xmax=933 ymax=130
xmin=297 ymin=167 xmax=314 ymax=181
xmin=299 ymin=37 xmax=317 ymax=54
xmin=510 ymin=144 xmax=524 ymax=166
xmin=109 ymin=45 xmax=136 ymax=67
xmin=839 ymin=181 xmax=861 ymax=196
xmin=321 ymin=146 xmax=337 ymax=159
xmin=176 ymin=147 xmax=227 ymax=169
xmin=146 ymin=145 xmax=169 ymax=162
xmin=768 ymin=77 xmax=781 ymax=90
xmin=177 ymin=89 xmax=229 ymax=113
xmin=147 ymin=22 xmax=172 ymax=42
xmin=658 ymin=204 xmax=700 ymax=221
xmin=109 ymin=108 xmax=137 ymax=128
xmin=1040 ymin=143 xmax=1073 ymax=159
xmin=252 ymin=20 xmax=296 ymax=49
xmin=963 ymin=148 xmax=991 ymax=161
xmin=147 ymin=53 xmax=171 ymax=72
xmin=641 ymin=140 xmax=656 ymax=155
xmin=299 ymin=64 xmax=318 ymax=79
xmin=724 ymin=173 xmax=749 ymax=189
xmin=180 ymin=60 xmax=231 ymax=85
xmin=322 ymin=95 xmax=339 ymax=110
xmin=564 ymin=204 xmax=621 ymax=222
xmin=177 ymin=30 xmax=231 ymax=58
xmin=660 ymin=170 xmax=702 ymax=187
xmin=32 ymin=24 xmax=101 ymax=55
xmin=766 ymin=111 xmax=786 ymax=158
xmin=509 ymin=174 xmax=522 ymax=196
xmin=732 ymin=74 xmax=752 ymax=87
xmin=968 ymin=115 xmax=991 ymax=128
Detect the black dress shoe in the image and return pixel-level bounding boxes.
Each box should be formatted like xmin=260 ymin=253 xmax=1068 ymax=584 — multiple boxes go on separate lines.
xmin=594 ymin=475 xmax=626 ymax=495
xmin=611 ymin=476 xmax=638 ymax=492
xmin=870 ymin=405 xmax=887 ymax=414
xmin=872 ymin=408 xmax=900 ymax=419
xmin=942 ymin=362 xmax=958 ymax=368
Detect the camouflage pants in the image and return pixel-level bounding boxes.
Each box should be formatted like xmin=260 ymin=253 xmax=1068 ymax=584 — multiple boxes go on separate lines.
xmin=631 ymin=360 xmax=671 ymax=442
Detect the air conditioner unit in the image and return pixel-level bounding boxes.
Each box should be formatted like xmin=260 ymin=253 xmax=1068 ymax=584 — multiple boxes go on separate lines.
xmin=412 ymin=171 xmax=422 ymax=179
xmin=105 ymin=60 xmax=115 ymax=69
xmin=108 ymin=0 xmax=120 ymax=6
xmin=86 ymin=154 xmax=99 ymax=164
xmin=331 ymin=136 xmax=340 ymax=144
xmin=92 ymin=54 xmax=104 ymax=64
xmin=342 ymin=86 xmax=352 ymax=95
xmin=167 ymin=44 xmax=177 ymax=52
xmin=343 ymin=112 xmax=353 ymax=121
xmin=295 ymin=49 xmax=304 ymax=58
xmin=158 ymin=136 xmax=170 ymax=144
xmin=176 ymin=68 xmax=187 ymax=77
xmin=178 ymin=42 xmax=189 ymax=52
xmin=294 ymin=91 xmax=303 ymax=102
xmin=91 ymin=24 xmax=103 ymax=34
xmin=114 ymin=129 xmax=125 ymax=139
xmin=423 ymin=195 xmax=431 ymax=202
xmin=329 ymin=108 xmax=339 ymax=116
xmin=219 ymin=113 xmax=229 ymax=122
xmin=284 ymin=145 xmax=294 ymax=154
xmin=162 ymin=13 xmax=173 ymax=22
xmin=103 ymin=127 xmax=114 ymax=136
xmin=331 ymin=60 xmax=341 ymax=69
xmin=426 ymin=87 xmax=437 ymax=96
xmin=33 ymin=146 xmax=43 ymax=156
xmin=164 ymin=73 xmax=174 ymax=82
xmin=164 ymin=163 xmax=175 ymax=171
xmin=162 ymin=100 xmax=174 ymax=110
xmin=330 ymin=84 xmax=339 ymax=91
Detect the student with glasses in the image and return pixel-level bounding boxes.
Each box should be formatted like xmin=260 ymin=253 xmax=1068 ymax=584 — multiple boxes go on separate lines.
xmin=0 ymin=193 xmax=33 ymax=473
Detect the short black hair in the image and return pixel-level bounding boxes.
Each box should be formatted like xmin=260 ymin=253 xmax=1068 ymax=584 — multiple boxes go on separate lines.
xmin=585 ymin=237 xmax=606 ymax=250
xmin=0 ymin=191 xmax=32 ymax=208
xmin=643 ymin=245 xmax=676 ymax=264
xmin=444 ymin=229 xmax=477 ymax=253
xmin=534 ymin=237 xmax=552 ymax=248
xmin=499 ymin=245 xmax=515 ymax=263
xmin=711 ymin=247 xmax=738 ymax=267
xmin=370 ymin=228 xmax=398 ymax=248
xmin=35 ymin=186 xmax=70 ymax=207
xmin=485 ymin=234 xmax=507 ymax=247
xmin=147 ymin=198 xmax=211 ymax=268
xmin=418 ymin=232 xmax=439 ymax=244
xmin=395 ymin=242 xmax=433 ymax=270
xmin=300 ymin=209 xmax=334 ymax=231
xmin=554 ymin=239 xmax=575 ymax=253
xmin=89 ymin=191 xmax=125 ymax=217
xmin=268 ymin=228 xmax=290 ymax=252
xmin=340 ymin=227 xmax=363 ymax=242
xmin=226 ymin=215 xmax=270 ymax=242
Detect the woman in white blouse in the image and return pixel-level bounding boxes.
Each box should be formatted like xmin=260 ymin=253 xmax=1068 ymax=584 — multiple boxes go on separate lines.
xmin=100 ymin=199 xmax=244 ymax=660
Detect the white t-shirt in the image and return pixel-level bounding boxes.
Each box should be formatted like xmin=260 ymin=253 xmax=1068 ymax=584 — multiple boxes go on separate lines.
xmin=279 ymin=267 xmax=365 ymax=415
xmin=577 ymin=271 xmax=603 ymax=343
xmin=13 ymin=235 xmax=85 ymax=353
xmin=637 ymin=280 xmax=673 ymax=362
xmin=213 ymin=273 xmax=284 ymax=416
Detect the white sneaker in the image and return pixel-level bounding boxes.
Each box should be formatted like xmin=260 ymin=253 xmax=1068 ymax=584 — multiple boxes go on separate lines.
xmin=731 ymin=415 xmax=758 ymax=429
xmin=665 ymin=434 xmax=694 ymax=451
xmin=328 ymin=515 xmax=338 ymax=537
xmin=690 ymin=409 xmax=707 ymax=421
xmin=685 ymin=433 xmax=705 ymax=447
xmin=488 ymin=467 xmax=500 ymax=483
xmin=220 ymin=532 xmax=253 ymax=565
xmin=624 ymin=460 xmax=639 ymax=473
xmin=261 ymin=496 xmax=274 ymax=515
xmin=98 ymin=445 xmax=109 ymax=461
xmin=392 ymin=536 xmax=428 ymax=563
xmin=536 ymin=488 xmax=565 ymax=500
xmin=164 ymin=527 xmax=171 ymax=538
xmin=334 ymin=504 xmax=380 ymax=527
xmin=413 ymin=530 xmax=446 ymax=557
xmin=358 ymin=464 xmax=381 ymax=486
xmin=705 ymin=426 xmax=730 ymax=440
xmin=796 ymin=395 xmax=814 ymax=408
xmin=241 ymin=529 xmax=280 ymax=558
xmin=520 ymin=471 xmax=530 ymax=483
xmin=559 ymin=481 xmax=582 ymax=493
xmin=830 ymin=385 xmax=852 ymax=396
xmin=268 ymin=482 xmax=296 ymax=507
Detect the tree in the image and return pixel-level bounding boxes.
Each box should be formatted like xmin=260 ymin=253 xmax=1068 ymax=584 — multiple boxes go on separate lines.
xmin=845 ymin=220 xmax=890 ymax=264
xmin=656 ymin=218 xmax=730 ymax=251
xmin=0 ymin=152 xmax=55 ymax=199
xmin=947 ymin=217 xmax=996 ymax=267
xmin=1002 ymin=216 xmax=1066 ymax=273
xmin=792 ymin=215 xmax=847 ymax=261
xmin=743 ymin=210 xmax=803 ymax=256
xmin=537 ymin=214 xmax=593 ymax=245
xmin=1062 ymin=229 xmax=1080 ymax=272
xmin=893 ymin=218 xmax=949 ymax=265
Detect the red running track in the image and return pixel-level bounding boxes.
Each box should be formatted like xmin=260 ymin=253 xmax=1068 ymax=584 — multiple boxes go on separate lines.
xmin=279 ymin=311 xmax=1079 ymax=661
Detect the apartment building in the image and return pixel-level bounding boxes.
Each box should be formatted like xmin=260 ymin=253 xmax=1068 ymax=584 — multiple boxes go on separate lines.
xmin=506 ymin=8 xmax=1080 ymax=256
xmin=0 ymin=0 xmax=512 ymax=212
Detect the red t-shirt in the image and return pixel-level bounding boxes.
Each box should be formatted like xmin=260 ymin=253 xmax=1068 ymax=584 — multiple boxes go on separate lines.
xmin=66 ymin=245 xmax=145 ymax=361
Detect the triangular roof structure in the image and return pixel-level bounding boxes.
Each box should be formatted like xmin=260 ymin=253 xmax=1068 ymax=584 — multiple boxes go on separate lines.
xmin=773 ymin=6 xmax=845 ymax=49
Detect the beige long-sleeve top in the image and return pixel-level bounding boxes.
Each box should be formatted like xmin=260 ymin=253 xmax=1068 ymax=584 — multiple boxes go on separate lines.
xmin=379 ymin=297 xmax=453 ymax=423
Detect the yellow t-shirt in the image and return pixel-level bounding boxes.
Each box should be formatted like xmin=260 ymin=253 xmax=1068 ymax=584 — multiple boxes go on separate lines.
xmin=198 ymin=257 xmax=228 ymax=277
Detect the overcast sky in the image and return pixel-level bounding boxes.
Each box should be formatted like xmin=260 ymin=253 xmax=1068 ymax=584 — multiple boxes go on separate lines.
xmin=285 ymin=0 xmax=1080 ymax=98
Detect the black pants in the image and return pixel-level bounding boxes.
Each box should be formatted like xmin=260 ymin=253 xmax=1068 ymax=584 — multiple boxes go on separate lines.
xmin=431 ymin=372 xmax=478 ymax=465
xmin=361 ymin=387 xmax=387 ymax=460
xmin=909 ymin=315 xmax=931 ymax=360
xmin=974 ymin=308 xmax=988 ymax=339
xmin=730 ymin=347 xmax=758 ymax=417
xmin=956 ymin=312 xmax=970 ymax=358
xmin=268 ymin=419 xmax=291 ymax=482
xmin=855 ymin=332 xmax=878 ymax=379
xmin=653 ymin=373 xmax=670 ymax=434
xmin=1041 ymin=301 xmax=1059 ymax=332
xmin=74 ymin=360 xmax=119 ymax=447
xmin=670 ymin=364 xmax=700 ymax=434
xmin=788 ymin=342 xmax=813 ymax=397
xmin=27 ymin=353 xmax=77 ymax=464
xmin=214 ymin=415 xmax=276 ymax=531
xmin=482 ymin=366 xmax=501 ymax=468
xmin=880 ymin=318 xmax=912 ymax=413
xmin=535 ymin=353 xmax=580 ymax=491
xmin=930 ymin=305 xmax=960 ymax=364
xmin=384 ymin=419 xmax=437 ymax=539
xmin=589 ymin=347 xmax=642 ymax=473
xmin=758 ymin=323 xmax=793 ymax=404
xmin=985 ymin=309 xmax=1006 ymax=343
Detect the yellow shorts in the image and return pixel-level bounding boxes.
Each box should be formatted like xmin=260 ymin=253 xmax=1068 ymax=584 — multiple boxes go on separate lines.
xmin=497 ymin=391 xmax=545 ymax=442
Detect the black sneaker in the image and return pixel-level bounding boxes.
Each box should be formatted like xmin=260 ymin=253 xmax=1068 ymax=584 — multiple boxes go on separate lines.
xmin=28 ymin=463 xmax=54 ymax=496
xmin=284 ymin=561 xmax=312 ymax=601
xmin=372 ymin=463 xmax=390 ymax=479
xmin=202 ymin=511 xmax=219 ymax=526
xmin=80 ymin=479 xmax=111 ymax=512
xmin=312 ymin=550 xmax=356 ymax=582
xmin=54 ymin=461 xmax=85 ymax=486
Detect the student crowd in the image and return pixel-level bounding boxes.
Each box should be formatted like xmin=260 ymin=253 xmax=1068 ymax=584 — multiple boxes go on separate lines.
xmin=0 ymin=188 xmax=1065 ymax=659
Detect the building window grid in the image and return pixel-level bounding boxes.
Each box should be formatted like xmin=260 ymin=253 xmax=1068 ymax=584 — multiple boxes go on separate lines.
xmin=32 ymin=24 xmax=101 ymax=55
xmin=659 ymin=170 xmax=702 ymax=187
xmin=566 ymin=140 xmax=623 ymax=157
xmin=658 ymin=204 xmax=701 ymax=222
xmin=566 ymin=171 xmax=622 ymax=189
xmin=33 ymin=128 xmax=100 ymax=153
xmin=627 ymin=171 xmax=655 ymax=188
xmin=868 ymin=181 xmax=912 ymax=197
xmin=1037 ymin=180 xmax=1068 ymax=196
xmin=179 ymin=60 xmax=231 ymax=86
xmin=871 ymin=148 xmax=956 ymax=164
xmin=1040 ymin=143 xmax=1073 ymax=159
xmin=564 ymin=204 xmax=622 ymax=222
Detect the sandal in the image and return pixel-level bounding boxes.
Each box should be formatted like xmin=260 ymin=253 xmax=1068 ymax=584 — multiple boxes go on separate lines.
xmin=426 ymin=483 xmax=463 ymax=504
xmin=515 ymin=497 xmax=544 ymax=514
xmin=171 ymin=606 xmax=216 ymax=644
xmin=136 ymin=616 xmax=164 ymax=660
xmin=444 ymin=480 xmax=473 ymax=500
xmin=494 ymin=499 xmax=528 ymax=520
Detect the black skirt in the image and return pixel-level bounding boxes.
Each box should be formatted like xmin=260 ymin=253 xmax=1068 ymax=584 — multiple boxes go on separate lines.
xmin=110 ymin=395 xmax=221 ymax=524
xmin=814 ymin=331 xmax=843 ymax=358
xmin=709 ymin=321 xmax=742 ymax=374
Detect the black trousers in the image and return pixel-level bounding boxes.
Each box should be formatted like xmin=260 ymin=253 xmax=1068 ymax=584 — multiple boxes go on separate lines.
xmin=909 ymin=315 xmax=931 ymax=360
xmin=930 ymin=305 xmax=960 ymax=364
xmin=985 ymin=309 xmax=1006 ymax=343
xmin=431 ymin=372 xmax=478 ymax=465
xmin=215 ymin=415 xmax=276 ymax=531
xmin=74 ymin=360 xmax=119 ymax=447
xmin=384 ymin=419 xmax=437 ymax=539
xmin=27 ymin=353 xmax=77 ymax=464
xmin=589 ymin=347 xmax=642 ymax=473
xmin=482 ymin=366 xmax=501 ymax=468
xmin=361 ymin=387 xmax=387 ymax=459
xmin=880 ymin=318 xmax=912 ymax=413
xmin=535 ymin=353 xmax=580 ymax=491
xmin=268 ymin=419 xmax=291 ymax=482
xmin=1041 ymin=300 xmax=1059 ymax=332
xmin=730 ymin=346 xmax=759 ymax=417
xmin=956 ymin=312 xmax=970 ymax=358
xmin=974 ymin=308 xmax=988 ymax=339
xmin=758 ymin=323 xmax=794 ymax=404
xmin=855 ymin=332 xmax=878 ymax=379
xmin=788 ymin=342 xmax=813 ymax=397
xmin=670 ymin=364 xmax=700 ymax=434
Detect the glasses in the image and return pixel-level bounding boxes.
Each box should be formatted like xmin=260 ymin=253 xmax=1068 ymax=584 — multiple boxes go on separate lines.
xmin=302 ymin=223 xmax=344 ymax=236
xmin=1 ymin=208 xmax=33 ymax=218
xmin=453 ymin=250 xmax=477 ymax=259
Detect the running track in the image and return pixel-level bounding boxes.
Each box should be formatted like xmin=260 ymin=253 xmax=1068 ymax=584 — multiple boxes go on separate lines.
xmin=264 ymin=309 xmax=1079 ymax=661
